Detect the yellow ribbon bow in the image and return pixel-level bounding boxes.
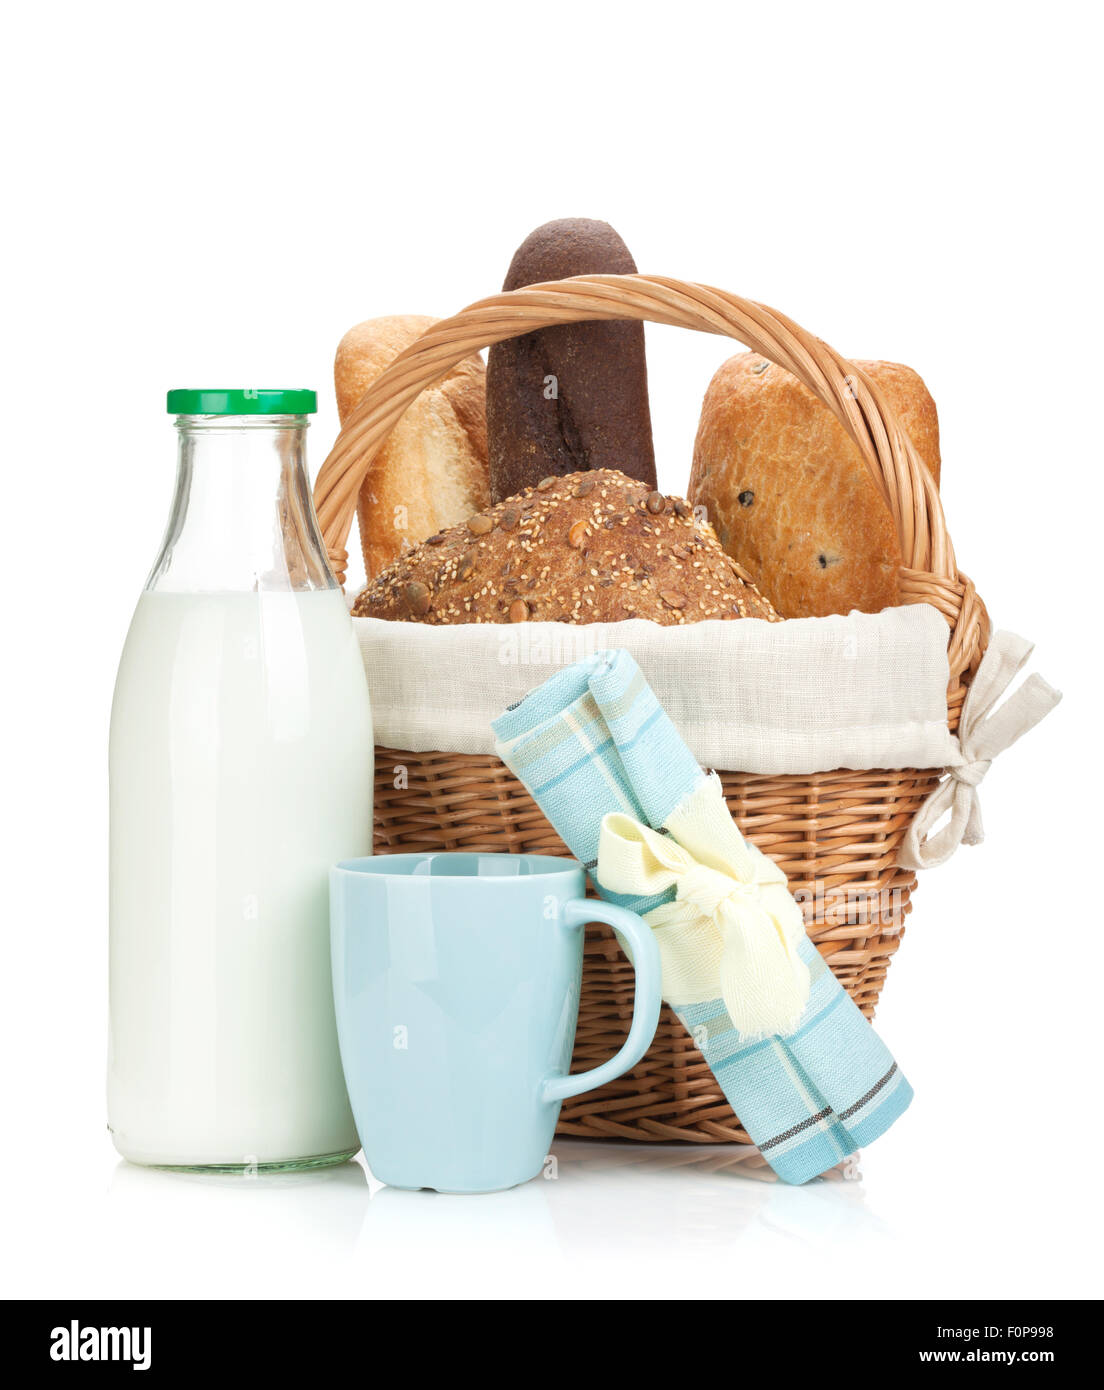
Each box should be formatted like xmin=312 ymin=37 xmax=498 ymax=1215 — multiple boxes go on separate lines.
xmin=597 ymin=775 xmax=811 ymax=1040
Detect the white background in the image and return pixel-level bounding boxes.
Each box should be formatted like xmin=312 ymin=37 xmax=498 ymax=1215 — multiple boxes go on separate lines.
xmin=3 ymin=0 xmax=1101 ymax=1301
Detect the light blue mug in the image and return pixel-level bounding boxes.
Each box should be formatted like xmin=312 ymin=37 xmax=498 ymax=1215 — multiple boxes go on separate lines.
xmin=330 ymin=852 xmax=662 ymax=1194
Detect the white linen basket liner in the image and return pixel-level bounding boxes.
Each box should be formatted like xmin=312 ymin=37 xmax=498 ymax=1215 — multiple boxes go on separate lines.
xmin=354 ymin=602 xmax=963 ymax=775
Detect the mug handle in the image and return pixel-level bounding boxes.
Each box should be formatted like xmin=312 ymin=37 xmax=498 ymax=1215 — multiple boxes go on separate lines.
xmin=541 ymin=898 xmax=663 ymax=1105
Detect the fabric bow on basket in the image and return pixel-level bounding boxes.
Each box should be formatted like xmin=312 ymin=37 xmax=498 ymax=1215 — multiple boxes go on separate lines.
xmin=493 ymin=649 xmax=913 ymax=1185
xmin=901 ymin=630 xmax=1062 ymax=869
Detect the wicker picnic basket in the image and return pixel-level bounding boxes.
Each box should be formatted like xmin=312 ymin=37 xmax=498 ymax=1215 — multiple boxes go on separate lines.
xmin=313 ymin=274 xmax=990 ymax=1145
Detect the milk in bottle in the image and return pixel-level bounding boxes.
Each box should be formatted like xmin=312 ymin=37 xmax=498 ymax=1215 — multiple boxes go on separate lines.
xmin=108 ymin=389 xmax=371 ymax=1169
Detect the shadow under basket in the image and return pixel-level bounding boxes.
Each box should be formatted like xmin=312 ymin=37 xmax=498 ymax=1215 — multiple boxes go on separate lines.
xmin=374 ymin=747 xmax=940 ymax=1145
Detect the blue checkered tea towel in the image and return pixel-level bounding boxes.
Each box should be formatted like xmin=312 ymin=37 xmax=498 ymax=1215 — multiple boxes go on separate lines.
xmin=492 ymin=648 xmax=912 ymax=1184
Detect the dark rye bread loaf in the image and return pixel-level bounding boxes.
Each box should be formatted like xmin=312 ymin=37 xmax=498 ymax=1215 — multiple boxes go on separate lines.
xmin=351 ymin=469 xmax=780 ymax=626
xmin=486 ymin=219 xmax=658 ymax=501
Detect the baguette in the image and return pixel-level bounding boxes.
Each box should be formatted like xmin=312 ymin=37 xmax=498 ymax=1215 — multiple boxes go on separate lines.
xmin=334 ymin=314 xmax=489 ymax=579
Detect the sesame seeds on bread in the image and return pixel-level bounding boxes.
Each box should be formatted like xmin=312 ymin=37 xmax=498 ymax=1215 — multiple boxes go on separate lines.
xmin=351 ymin=468 xmax=780 ymax=626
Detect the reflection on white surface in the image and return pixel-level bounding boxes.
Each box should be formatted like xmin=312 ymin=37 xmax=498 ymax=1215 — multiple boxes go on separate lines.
xmin=99 ymin=1141 xmax=888 ymax=1295
xmin=107 ymin=1158 xmax=371 ymax=1267
xmin=353 ymin=1141 xmax=881 ymax=1264
xmin=109 ymin=1159 xmax=371 ymax=1193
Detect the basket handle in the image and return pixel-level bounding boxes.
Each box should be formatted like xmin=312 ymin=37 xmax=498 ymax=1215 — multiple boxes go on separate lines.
xmin=313 ymin=273 xmax=988 ymax=691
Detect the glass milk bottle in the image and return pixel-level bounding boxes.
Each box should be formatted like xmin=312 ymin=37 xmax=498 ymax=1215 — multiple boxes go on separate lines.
xmin=109 ymin=390 xmax=372 ymax=1170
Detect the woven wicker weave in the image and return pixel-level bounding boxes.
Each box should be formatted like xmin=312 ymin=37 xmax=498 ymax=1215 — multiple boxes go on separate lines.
xmin=313 ymin=274 xmax=989 ymax=1144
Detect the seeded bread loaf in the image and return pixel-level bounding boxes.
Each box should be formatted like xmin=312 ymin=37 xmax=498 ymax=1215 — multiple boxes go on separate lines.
xmin=351 ymin=469 xmax=779 ymax=626
xmin=689 ymin=354 xmax=940 ymax=618
xmin=334 ymin=314 xmax=489 ymax=579
xmin=486 ymin=219 xmax=657 ymax=500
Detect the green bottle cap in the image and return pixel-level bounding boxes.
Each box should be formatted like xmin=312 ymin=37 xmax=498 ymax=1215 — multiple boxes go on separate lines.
xmin=166 ymin=389 xmax=317 ymax=415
